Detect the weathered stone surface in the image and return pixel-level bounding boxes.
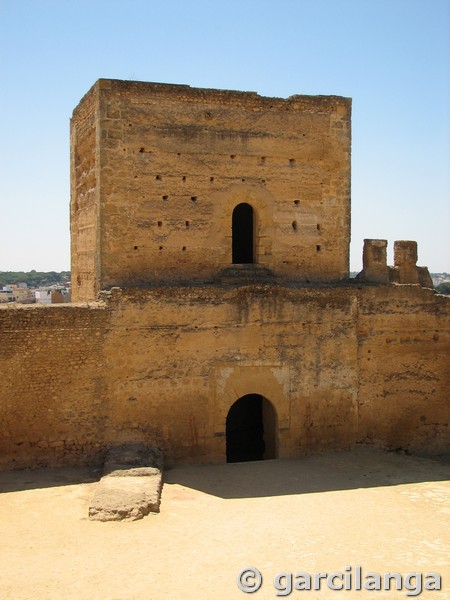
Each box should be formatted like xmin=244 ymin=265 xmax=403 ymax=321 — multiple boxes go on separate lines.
xmin=71 ymin=80 xmax=352 ymax=301
xmin=103 ymin=444 xmax=164 ymax=474
xmin=0 ymin=80 xmax=448 ymax=472
xmin=0 ymin=277 xmax=449 ymax=470
xmin=89 ymin=445 xmax=163 ymax=521
xmin=357 ymin=239 xmax=389 ymax=284
xmin=89 ymin=475 xmax=162 ymax=521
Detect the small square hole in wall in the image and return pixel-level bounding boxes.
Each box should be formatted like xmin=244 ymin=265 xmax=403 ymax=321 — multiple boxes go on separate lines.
xmin=292 ymin=221 xmax=298 ymax=231
xmin=162 ymin=195 xmax=169 ymax=201
xmin=155 ymin=175 xmax=161 ymax=180
xmin=316 ymin=245 xmax=321 ymax=252
xmin=210 ymin=177 xmax=215 ymax=182
xmin=185 ymin=221 xmax=190 ymax=228
xmin=182 ymin=176 xmax=186 ymax=182
xmin=157 ymin=221 xmax=162 ymax=227
xmin=230 ymin=155 xmax=236 ymax=159
xmin=182 ymin=246 xmax=186 ymax=251
xmin=134 ymin=246 xmax=138 ymax=250
xmin=159 ymin=246 xmax=163 ymax=250
xmin=294 ymin=199 xmax=300 ymax=205
xmin=260 ymin=156 xmax=266 ymax=164
xmin=317 ymin=224 xmax=321 ymax=231
xmin=289 ymin=158 xmax=296 ymax=166
xmin=191 ymin=196 xmax=197 ymax=202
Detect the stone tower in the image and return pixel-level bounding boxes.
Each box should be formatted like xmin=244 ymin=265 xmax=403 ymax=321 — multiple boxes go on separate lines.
xmin=70 ymin=79 xmax=351 ymax=301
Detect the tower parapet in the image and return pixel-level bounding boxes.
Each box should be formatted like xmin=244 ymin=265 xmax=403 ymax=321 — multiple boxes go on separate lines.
xmin=357 ymin=239 xmax=389 ymax=284
xmin=390 ymin=240 xmax=433 ymax=287
xmin=356 ymin=239 xmax=433 ymax=288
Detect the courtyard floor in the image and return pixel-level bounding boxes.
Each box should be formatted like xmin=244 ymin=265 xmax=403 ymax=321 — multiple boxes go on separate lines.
xmin=0 ymin=447 xmax=449 ymax=599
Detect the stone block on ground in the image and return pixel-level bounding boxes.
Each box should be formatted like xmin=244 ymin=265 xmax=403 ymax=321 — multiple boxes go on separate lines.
xmin=89 ymin=444 xmax=163 ymax=522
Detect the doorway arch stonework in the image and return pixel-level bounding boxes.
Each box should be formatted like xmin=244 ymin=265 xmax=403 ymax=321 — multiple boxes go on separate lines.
xmin=207 ymin=183 xmax=275 ymax=268
xmin=212 ymin=364 xmax=291 ymax=461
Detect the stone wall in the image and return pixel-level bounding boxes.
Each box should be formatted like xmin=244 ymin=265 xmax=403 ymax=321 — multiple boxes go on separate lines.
xmin=71 ymin=80 xmax=351 ymax=301
xmin=70 ymin=84 xmax=100 ymax=302
xmin=1 ymin=284 xmax=448 ymax=469
xmin=4 ymin=81 xmax=446 ymax=472
xmin=100 ymin=285 xmax=359 ymax=463
xmin=0 ymin=303 xmax=109 ymax=469
xmin=357 ymin=285 xmax=450 ymax=454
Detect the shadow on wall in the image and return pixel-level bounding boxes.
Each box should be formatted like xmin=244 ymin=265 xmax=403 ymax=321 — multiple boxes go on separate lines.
xmin=163 ymin=447 xmax=450 ymax=500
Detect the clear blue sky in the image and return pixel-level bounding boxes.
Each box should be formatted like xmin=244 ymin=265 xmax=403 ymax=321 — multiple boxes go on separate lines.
xmin=1 ymin=0 xmax=449 ymax=272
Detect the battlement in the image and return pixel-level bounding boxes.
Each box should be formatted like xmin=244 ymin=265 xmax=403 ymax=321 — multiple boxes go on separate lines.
xmin=357 ymin=239 xmax=433 ymax=288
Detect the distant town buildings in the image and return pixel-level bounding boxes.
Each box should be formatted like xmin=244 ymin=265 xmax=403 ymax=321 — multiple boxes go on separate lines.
xmin=0 ymin=283 xmax=71 ymax=304
xmin=0 ymin=284 xmax=34 ymax=304
xmin=432 ymin=273 xmax=450 ymax=287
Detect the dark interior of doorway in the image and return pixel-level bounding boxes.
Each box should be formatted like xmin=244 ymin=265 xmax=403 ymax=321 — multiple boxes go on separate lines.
xmin=226 ymin=393 xmax=265 ymax=463
xmin=232 ymin=203 xmax=254 ymax=264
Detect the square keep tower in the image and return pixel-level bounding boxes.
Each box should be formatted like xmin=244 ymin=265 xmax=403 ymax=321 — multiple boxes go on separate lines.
xmin=71 ymin=79 xmax=351 ymax=301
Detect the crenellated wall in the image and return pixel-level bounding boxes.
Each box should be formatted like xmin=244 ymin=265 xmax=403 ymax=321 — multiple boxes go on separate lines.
xmin=357 ymin=239 xmax=433 ymax=288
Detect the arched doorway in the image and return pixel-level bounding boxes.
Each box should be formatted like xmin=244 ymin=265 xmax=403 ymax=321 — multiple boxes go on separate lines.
xmin=232 ymin=203 xmax=254 ymax=264
xmin=226 ymin=394 xmax=277 ymax=463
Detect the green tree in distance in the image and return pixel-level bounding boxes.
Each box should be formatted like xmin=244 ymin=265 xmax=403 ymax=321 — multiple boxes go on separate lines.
xmin=436 ymin=282 xmax=450 ymax=295
xmin=0 ymin=271 xmax=70 ymax=287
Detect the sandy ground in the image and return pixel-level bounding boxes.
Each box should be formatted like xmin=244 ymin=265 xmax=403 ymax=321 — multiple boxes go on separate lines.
xmin=0 ymin=447 xmax=449 ymax=599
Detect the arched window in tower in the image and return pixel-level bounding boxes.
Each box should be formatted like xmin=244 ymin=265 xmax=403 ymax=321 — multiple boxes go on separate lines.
xmin=232 ymin=203 xmax=254 ymax=264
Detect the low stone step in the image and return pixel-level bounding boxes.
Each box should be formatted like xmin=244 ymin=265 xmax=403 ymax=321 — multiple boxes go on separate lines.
xmin=89 ymin=444 xmax=163 ymax=522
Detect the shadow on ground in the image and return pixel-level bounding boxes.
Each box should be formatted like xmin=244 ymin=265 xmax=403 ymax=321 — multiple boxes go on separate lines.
xmin=164 ymin=447 xmax=450 ymax=499
xmin=0 ymin=466 xmax=101 ymax=494
xmin=1 ymin=447 xmax=448 ymax=498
